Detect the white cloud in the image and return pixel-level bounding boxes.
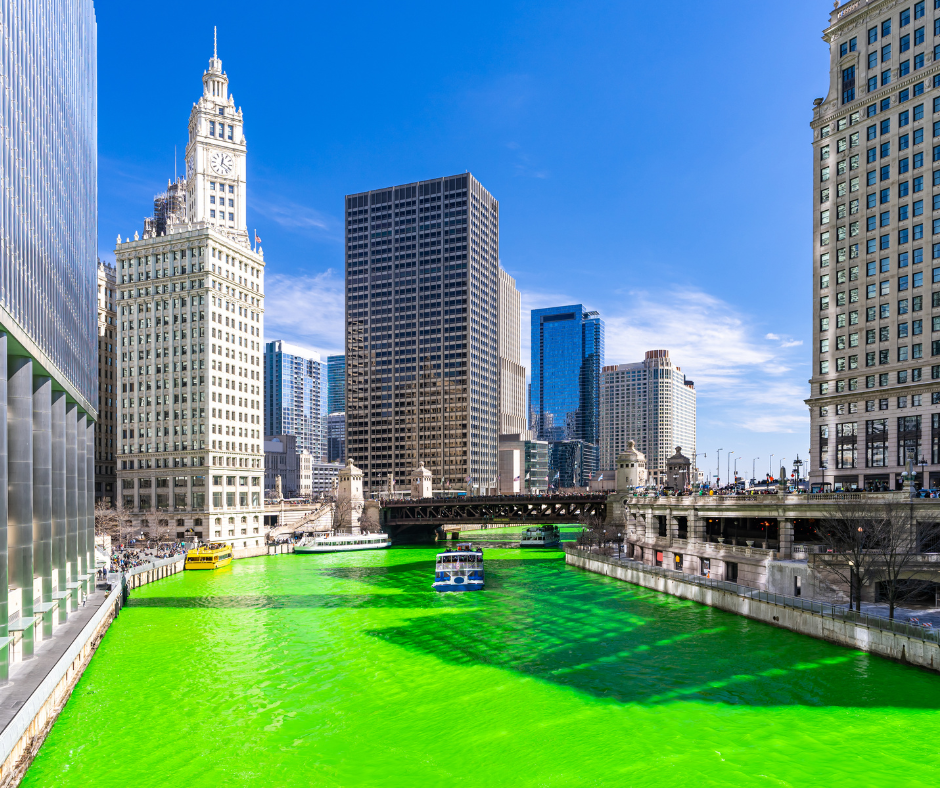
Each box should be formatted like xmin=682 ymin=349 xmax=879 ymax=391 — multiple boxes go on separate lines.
xmin=264 ymin=270 xmax=345 ymax=356
xmin=518 ymin=286 xmax=809 ymax=437
xmin=765 ymin=332 xmax=802 ymax=348
xmin=253 ymin=195 xmax=333 ymax=235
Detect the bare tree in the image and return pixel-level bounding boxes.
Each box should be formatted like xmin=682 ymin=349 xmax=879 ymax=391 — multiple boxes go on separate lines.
xmin=816 ymin=500 xmax=886 ymax=611
xmin=870 ymin=500 xmax=940 ymax=619
xmin=95 ymin=501 xmax=132 ymax=545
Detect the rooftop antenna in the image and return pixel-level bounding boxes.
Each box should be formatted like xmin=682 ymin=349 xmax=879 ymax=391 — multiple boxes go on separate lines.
xmin=214 ymin=26 xmax=217 ymax=60
xmin=174 ymin=145 xmax=177 ymax=182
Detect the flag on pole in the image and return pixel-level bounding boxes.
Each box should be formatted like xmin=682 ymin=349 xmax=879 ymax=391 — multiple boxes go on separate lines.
xmin=255 ymin=232 xmax=262 ymax=246
xmin=597 ymin=474 xmax=604 ymax=481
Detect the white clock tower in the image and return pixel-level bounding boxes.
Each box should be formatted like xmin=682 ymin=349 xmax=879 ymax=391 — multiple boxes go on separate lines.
xmin=114 ymin=30 xmax=267 ymax=552
xmin=186 ymin=32 xmax=249 ymax=248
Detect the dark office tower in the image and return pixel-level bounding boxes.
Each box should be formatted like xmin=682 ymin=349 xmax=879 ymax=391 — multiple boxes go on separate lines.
xmin=345 ymin=174 xmax=499 ymax=495
xmin=530 ymin=306 xmax=605 ymax=486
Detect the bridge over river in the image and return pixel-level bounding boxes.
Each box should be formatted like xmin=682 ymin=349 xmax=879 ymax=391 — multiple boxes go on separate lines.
xmin=377 ymin=494 xmax=608 ymax=541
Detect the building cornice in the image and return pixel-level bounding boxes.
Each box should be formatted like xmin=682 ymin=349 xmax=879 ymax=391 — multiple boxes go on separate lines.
xmin=811 ymin=60 xmax=939 ymax=132
xmin=824 ymin=0 xmax=901 ymax=42
xmin=805 ymin=377 xmax=940 ymax=408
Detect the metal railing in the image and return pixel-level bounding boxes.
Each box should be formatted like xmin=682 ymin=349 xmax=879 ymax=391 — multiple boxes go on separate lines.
xmin=566 ymin=546 xmax=940 ymax=645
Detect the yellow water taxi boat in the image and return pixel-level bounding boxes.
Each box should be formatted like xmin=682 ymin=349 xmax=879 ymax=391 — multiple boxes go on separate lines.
xmin=184 ymin=544 xmax=233 ymax=570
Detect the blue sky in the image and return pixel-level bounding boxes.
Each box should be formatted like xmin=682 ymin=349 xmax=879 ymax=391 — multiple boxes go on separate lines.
xmin=97 ymin=0 xmax=830 ymax=481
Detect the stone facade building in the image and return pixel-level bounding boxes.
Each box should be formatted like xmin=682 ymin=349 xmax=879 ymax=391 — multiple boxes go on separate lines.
xmin=810 ymin=1 xmax=940 ymax=491
xmin=115 ymin=45 xmax=265 ymax=547
xmin=97 ymin=261 xmax=118 ymax=504
xmin=600 ymin=350 xmax=696 ymax=486
xmin=497 ymin=267 xmax=526 ymax=436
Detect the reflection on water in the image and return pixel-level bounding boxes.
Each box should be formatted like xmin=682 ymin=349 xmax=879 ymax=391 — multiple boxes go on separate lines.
xmin=22 ymin=546 xmax=940 ymax=788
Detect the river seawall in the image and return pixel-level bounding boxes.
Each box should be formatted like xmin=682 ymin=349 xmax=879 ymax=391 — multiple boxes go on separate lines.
xmin=565 ymin=545 xmax=940 ymax=673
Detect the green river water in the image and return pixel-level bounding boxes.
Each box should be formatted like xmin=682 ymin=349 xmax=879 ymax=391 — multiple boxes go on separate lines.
xmin=20 ymin=536 xmax=940 ymax=788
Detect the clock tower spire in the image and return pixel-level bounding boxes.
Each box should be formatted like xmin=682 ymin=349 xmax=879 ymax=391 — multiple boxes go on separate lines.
xmin=185 ymin=30 xmax=249 ymax=247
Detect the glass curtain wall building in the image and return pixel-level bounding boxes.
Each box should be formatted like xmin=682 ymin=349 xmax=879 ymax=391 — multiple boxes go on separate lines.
xmin=0 ymin=0 xmax=98 ymax=673
xmin=530 ymin=305 xmax=604 ymax=486
xmin=327 ymin=355 xmax=346 ymax=413
xmin=345 ymin=174 xmax=499 ymax=496
xmin=264 ymin=341 xmax=326 ymax=460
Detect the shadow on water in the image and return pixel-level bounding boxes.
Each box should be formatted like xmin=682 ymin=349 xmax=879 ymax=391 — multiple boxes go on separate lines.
xmin=127 ymin=550 xmax=940 ymax=709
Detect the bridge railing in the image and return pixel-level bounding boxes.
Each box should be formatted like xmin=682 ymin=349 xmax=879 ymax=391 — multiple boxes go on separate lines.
xmin=566 ymin=545 xmax=940 ymax=645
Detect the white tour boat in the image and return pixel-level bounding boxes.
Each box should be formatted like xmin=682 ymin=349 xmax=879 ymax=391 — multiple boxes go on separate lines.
xmin=433 ymin=542 xmax=484 ymax=592
xmin=519 ymin=525 xmax=561 ymax=548
xmin=295 ymin=531 xmax=391 ymax=554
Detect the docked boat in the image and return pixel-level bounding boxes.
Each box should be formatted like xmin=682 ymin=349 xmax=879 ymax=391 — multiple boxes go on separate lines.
xmin=519 ymin=525 xmax=561 ymax=548
xmin=433 ymin=542 xmax=484 ymax=592
xmin=294 ymin=531 xmax=391 ymax=554
xmin=184 ymin=544 xmax=233 ymax=570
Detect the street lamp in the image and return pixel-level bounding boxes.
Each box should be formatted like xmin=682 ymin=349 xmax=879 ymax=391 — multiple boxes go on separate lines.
xmin=716 ymin=448 xmax=723 ymax=490
xmin=770 ymin=454 xmax=774 ymax=481
xmin=727 ymin=451 xmax=735 ymax=492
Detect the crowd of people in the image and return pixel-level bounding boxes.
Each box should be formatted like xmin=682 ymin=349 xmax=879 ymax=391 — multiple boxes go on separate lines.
xmin=108 ymin=542 xmax=188 ymax=574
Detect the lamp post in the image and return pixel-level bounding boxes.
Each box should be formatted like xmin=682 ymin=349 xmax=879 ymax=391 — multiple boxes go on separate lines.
xmin=727 ymin=451 xmax=735 ymax=493
xmin=769 ymin=454 xmax=774 ymax=481
xmin=716 ymin=448 xmax=722 ymax=489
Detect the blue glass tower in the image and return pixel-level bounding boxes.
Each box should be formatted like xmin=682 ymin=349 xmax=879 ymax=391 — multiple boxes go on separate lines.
xmin=327 ymin=355 xmax=346 ymax=414
xmin=530 ymin=306 xmax=604 ymax=485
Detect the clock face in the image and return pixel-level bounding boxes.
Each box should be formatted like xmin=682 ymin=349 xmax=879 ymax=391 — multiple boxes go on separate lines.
xmin=210 ymin=151 xmax=234 ymax=176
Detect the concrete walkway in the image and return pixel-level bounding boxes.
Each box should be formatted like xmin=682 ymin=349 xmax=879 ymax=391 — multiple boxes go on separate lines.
xmin=859 ymin=602 xmax=940 ymax=628
xmin=0 ymin=588 xmax=109 ymax=736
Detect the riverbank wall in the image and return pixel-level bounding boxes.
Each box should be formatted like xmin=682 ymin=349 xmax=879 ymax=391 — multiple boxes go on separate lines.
xmin=565 ymin=545 xmax=940 ymax=673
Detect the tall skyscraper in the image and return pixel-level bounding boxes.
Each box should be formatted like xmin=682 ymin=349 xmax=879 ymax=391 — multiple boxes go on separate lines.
xmin=327 ymin=355 xmax=346 ymax=413
xmin=497 ymin=267 xmax=526 ymax=436
xmin=810 ymin=3 xmax=940 ymax=491
xmin=97 ymin=261 xmax=118 ymax=504
xmin=0 ymin=0 xmax=98 ymax=667
xmin=530 ymin=305 xmax=604 ymax=485
xmin=345 ymin=174 xmax=499 ymax=495
xmin=600 ymin=350 xmax=696 ymax=485
xmin=115 ymin=44 xmax=266 ymax=548
xmin=264 ymin=340 xmax=326 ymax=459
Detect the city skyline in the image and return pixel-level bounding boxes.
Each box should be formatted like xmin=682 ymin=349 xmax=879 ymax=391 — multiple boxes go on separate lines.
xmin=94 ymin=2 xmax=827 ymax=468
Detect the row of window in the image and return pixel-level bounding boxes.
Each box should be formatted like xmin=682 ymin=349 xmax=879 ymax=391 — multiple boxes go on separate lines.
xmin=207 ymin=120 xmax=234 ymax=140
xmin=862 ymin=3 xmax=931 ymax=48
xmin=819 ymin=318 xmax=940 ymax=351
xmin=821 ymin=295 xmax=929 ymax=332
xmin=818 ymin=364 xmax=940 ymax=394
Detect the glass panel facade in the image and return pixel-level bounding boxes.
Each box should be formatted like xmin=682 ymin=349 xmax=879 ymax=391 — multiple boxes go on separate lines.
xmin=263 ymin=340 xmax=326 ymax=458
xmin=327 ymin=354 xmax=346 ymax=413
xmin=0 ymin=0 xmax=98 ymax=410
xmin=530 ymin=305 xmax=605 ymax=484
